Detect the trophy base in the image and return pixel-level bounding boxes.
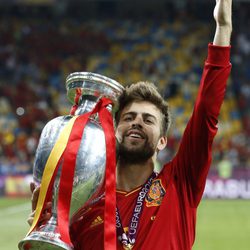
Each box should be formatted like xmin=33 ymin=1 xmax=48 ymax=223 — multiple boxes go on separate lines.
xmin=18 ymin=232 xmax=73 ymax=250
xmin=18 ymin=240 xmax=71 ymax=250
xmin=18 ymin=222 xmax=73 ymax=250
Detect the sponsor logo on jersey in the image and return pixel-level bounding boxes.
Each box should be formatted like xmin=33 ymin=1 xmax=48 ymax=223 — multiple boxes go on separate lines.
xmin=90 ymin=216 xmax=104 ymax=227
xmin=145 ymin=179 xmax=166 ymax=207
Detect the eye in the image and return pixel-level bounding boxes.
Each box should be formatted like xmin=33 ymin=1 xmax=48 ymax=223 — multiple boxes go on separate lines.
xmin=123 ymin=116 xmax=133 ymax=122
xmin=145 ymin=118 xmax=154 ymax=124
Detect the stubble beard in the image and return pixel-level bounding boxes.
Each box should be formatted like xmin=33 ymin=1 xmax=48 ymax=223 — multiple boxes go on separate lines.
xmin=116 ymin=136 xmax=155 ymax=165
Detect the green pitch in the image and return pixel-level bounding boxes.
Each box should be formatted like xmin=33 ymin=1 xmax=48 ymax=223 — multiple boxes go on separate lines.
xmin=193 ymin=200 xmax=250 ymax=250
xmin=0 ymin=197 xmax=30 ymax=250
xmin=0 ymin=198 xmax=250 ymax=250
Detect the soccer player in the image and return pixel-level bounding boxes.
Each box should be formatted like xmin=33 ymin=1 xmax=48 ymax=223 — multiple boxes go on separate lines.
xmin=28 ymin=0 xmax=232 ymax=249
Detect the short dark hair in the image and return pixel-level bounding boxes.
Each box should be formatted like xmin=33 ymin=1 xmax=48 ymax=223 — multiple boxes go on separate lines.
xmin=115 ymin=81 xmax=171 ymax=135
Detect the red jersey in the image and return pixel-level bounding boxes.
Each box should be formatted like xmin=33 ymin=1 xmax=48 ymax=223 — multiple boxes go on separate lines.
xmin=70 ymin=44 xmax=231 ymax=250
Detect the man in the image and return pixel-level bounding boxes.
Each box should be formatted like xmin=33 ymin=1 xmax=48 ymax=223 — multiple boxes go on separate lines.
xmin=29 ymin=0 xmax=232 ymax=249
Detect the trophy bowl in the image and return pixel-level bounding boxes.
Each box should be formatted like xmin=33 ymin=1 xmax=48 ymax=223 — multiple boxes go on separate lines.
xmin=18 ymin=72 xmax=124 ymax=250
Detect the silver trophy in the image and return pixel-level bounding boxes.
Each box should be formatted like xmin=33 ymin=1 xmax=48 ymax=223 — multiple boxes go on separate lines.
xmin=18 ymin=72 xmax=124 ymax=250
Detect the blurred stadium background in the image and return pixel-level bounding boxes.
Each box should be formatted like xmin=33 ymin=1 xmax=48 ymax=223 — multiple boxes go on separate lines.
xmin=0 ymin=0 xmax=250 ymax=249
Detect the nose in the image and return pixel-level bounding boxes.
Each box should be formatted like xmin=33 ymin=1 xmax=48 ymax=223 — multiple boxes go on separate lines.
xmin=131 ymin=115 xmax=143 ymax=129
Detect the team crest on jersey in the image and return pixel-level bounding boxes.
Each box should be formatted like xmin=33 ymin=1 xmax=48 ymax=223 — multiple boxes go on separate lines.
xmin=145 ymin=179 xmax=166 ymax=207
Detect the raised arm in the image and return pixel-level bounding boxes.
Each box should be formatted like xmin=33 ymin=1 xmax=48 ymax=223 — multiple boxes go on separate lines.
xmin=168 ymin=0 xmax=232 ymax=208
xmin=213 ymin=0 xmax=232 ymax=46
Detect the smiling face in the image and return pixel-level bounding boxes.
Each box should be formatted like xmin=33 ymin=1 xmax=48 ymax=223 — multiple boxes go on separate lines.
xmin=116 ymin=101 xmax=167 ymax=164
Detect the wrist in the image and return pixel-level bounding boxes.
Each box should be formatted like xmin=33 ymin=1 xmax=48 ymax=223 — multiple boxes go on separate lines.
xmin=213 ymin=25 xmax=232 ymax=46
xmin=215 ymin=23 xmax=232 ymax=35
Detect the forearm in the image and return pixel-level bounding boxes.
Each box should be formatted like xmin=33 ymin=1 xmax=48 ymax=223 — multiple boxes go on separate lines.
xmin=213 ymin=25 xmax=232 ymax=46
xmin=213 ymin=0 xmax=232 ymax=46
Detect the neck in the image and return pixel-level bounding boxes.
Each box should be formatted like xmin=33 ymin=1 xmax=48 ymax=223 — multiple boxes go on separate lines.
xmin=116 ymin=159 xmax=155 ymax=192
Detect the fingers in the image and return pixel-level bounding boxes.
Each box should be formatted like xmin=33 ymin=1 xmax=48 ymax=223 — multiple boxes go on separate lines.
xmin=42 ymin=209 xmax=52 ymax=223
xmin=29 ymin=182 xmax=53 ymax=227
xmin=27 ymin=202 xmax=52 ymax=226
xmin=31 ymin=186 xmax=40 ymax=211
xmin=44 ymin=201 xmax=52 ymax=211
xmin=39 ymin=203 xmax=52 ymax=225
xmin=27 ymin=210 xmax=52 ymax=227
xmin=30 ymin=182 xmax=36 ymax=193
xmin=27 ymin=210 xmax=36 ymax=226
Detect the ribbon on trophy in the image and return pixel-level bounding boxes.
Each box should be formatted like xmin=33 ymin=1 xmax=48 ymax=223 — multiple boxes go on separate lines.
xmin=28 ymin=97 xmax=117 ymax=250
xmin=70 ymin=88 xmax=82 ymax=115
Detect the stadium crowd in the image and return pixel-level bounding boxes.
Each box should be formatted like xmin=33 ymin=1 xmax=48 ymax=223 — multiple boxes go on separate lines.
xmin=0 ymin=2 xmax=249 ymax=178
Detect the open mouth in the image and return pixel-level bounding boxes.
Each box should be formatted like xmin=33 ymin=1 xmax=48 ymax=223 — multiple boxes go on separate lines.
xmin=128 ymin=133 xmax=143 ymax=139
xmin=126 ymin=130 xmax=145 ymax=139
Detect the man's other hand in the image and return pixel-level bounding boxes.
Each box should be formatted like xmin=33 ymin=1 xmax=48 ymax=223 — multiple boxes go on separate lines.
xmin=27 ymin=182 xmax=52 ymax=226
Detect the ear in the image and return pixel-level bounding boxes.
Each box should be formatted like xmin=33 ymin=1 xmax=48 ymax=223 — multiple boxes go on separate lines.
xmin=157 ymin=136 xmax=167 ymax=151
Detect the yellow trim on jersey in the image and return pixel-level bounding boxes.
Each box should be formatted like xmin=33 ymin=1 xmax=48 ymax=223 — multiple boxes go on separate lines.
xmin=116 ymin=186 xmax=142 ymax=197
